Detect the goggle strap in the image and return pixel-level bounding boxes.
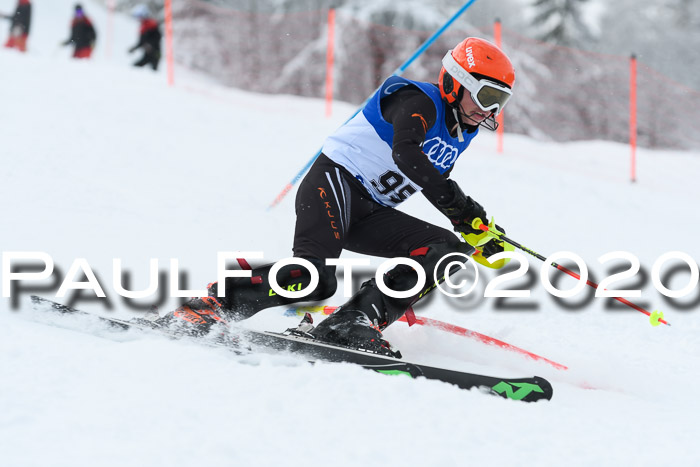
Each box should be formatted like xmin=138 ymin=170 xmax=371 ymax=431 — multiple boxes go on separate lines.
xmin=442 ymin=50 xmax=480 ymax=91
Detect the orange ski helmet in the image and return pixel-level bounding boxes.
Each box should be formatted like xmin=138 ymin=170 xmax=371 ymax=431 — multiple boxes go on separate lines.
xmin=439 ymin=37 xmax=515 ymax=113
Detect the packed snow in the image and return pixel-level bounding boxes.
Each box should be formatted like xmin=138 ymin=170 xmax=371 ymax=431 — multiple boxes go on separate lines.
xmin=1 ymin=1 xmax=699 ymax=466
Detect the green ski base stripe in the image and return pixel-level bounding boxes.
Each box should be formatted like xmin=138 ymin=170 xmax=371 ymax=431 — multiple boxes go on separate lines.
xmin=492 ymin=381 xmax=545 ymax=401
xmin=375 ymin=369 xmax=415 ymax=378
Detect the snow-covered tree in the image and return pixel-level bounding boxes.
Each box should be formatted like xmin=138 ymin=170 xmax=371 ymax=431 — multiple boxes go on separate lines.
xmin=91 ymin=0 xmax=700 ymax=149
xmin=596 ymin=0 xmax=700 ymax=93
xmin=529 ymin=0 xmax=593 ymax=47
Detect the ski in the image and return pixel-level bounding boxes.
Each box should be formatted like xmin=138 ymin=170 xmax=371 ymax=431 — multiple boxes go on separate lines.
xmin=29 ymin=296 xmax=553 ymax=402
xmin=243 ymin=330 xmax=553 ymax=401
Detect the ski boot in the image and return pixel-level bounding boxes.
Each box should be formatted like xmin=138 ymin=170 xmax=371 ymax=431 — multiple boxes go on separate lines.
xmin=153 ymin=295 xmax=229 ymax=337
xmin=310 ymin=241 xmax=474 ymax=357
xmin=290 ymin=309 xmax=399 ymax=357
xmin=309 ymin=278 xmax=402 ymax=357
xmin=153 ymin=257 xmax=337 ymax=336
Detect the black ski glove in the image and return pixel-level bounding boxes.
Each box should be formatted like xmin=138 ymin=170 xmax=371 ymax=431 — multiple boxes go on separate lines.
xmin=435 ymin=179 xmax=488 ymax=235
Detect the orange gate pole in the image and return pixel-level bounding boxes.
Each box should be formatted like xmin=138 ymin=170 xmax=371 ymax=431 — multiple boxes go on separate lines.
xmin=164 ymin=0 xmax=175 ymax=86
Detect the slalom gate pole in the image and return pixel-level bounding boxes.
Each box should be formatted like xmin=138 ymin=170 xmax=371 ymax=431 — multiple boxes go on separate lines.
xmin=473 ymin=220 xmax=670 ymax=326
xmin=267 ymin=0 xmax=482 ymax=209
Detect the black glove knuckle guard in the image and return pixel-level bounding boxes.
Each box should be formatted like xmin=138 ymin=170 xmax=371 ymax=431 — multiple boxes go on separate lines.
xmin=436 ymin=180 xmax=486 ymax=233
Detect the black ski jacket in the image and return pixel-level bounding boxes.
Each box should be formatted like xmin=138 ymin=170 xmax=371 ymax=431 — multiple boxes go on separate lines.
xmin=9 ymin=2 xmax=31 ymax=35
xmin=133 ymin=18 xmax=161 ymax=53
xmin=65 ymin=17 xmax=96 ymax=50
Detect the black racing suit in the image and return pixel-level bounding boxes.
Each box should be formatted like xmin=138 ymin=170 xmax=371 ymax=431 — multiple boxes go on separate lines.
xmin=9 ymin=2 xmax=31 ymax=36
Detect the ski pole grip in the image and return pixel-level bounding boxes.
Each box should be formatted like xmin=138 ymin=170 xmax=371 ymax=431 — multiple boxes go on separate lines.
xmin=472 ymin=218 xmax=487 ymax=231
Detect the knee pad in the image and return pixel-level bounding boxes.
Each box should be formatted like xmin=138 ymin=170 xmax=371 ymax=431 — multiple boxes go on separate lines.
xmin=204 ymin=257 xmax=337 ymax=319
xmin=385 ymin=241 xmax=474 ymax=292
xmin=304 ymin=258 xmax=337 ymax=301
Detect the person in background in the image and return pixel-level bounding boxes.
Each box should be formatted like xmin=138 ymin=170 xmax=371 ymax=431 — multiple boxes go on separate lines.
xmin=128 ymin=4 xmax=161 ymax=71
xmin=3 ymin=0 xmax=31 ymax=53
xmin=61 ymin=4 xmax=96 ymax=59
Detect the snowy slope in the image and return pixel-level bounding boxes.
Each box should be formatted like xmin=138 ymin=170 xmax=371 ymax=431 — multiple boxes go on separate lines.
xmin=2 ymin=1 xmax=700 ymax=466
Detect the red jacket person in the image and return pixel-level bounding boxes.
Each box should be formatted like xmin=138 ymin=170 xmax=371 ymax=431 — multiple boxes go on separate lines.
xmin=3 ymin=0 xmax=31 ymax=52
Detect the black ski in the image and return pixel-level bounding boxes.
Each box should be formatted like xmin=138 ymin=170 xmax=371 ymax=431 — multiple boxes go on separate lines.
xmin=29 ymin=296 xmax=553 ymax=402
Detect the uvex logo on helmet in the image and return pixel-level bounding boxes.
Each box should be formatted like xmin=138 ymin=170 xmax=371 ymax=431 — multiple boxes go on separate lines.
xmin=465 ymin=46 xmax=476 ymax=68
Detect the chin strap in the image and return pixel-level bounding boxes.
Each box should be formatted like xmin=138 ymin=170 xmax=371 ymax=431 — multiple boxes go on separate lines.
xmin=452 ymin=107 xmax=465 ymax=142
xmin=452 ymin=101 xmax=500 ymax=133
xmin=452 ymin=107 xmax=464 ymax=143
xmin=480 ymin=114 xmax=499 ymax=131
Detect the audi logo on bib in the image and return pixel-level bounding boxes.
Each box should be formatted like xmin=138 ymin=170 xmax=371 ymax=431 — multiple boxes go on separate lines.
xmin=423 ymin=136 xmax=459 ymax=170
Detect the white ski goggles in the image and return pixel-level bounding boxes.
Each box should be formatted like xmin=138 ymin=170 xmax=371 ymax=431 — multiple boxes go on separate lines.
xmin=442 ymin=50 xmax=513 ymax=116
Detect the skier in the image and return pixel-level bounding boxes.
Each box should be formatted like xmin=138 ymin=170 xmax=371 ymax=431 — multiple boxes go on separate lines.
xmin=61 ymin=4 xmax=96 ymax=59
xmin=128 ymin=4 xmax=161 ymax=71
xmin=3 ymin=0 xmax=31 ymax=53
xmin=157 ymin=37 xmax=516 ymax=354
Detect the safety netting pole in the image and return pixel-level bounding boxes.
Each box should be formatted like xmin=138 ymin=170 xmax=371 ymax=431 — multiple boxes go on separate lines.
xmin=630 ymin=54 xmax=637 ymax=183
xmin=325 ymin=9 xmax=336 ymax=118
xmin=165 ymin=0 xmax=175 ymax=86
